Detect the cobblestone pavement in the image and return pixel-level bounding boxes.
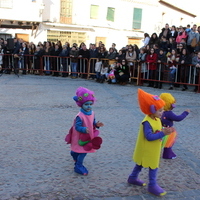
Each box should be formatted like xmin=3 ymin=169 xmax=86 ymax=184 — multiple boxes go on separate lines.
xmin=0 ymin=74 xmax=200 ymax=200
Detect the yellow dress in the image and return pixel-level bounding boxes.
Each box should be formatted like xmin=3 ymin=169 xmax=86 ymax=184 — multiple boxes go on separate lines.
xmin=133 ymin=115 xmax=162 ymax=169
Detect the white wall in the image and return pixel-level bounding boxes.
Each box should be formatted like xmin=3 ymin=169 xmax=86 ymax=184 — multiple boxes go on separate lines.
xmin=0 ymin=0 xmax=43 ymax=22
xmin=158 ymin=3 xmax=197 ymax=29
xmin=72 ymin=0 xmax=197 ymax=35
xmin=162 ymin=0 xmax=198 ymax=15
xmin=0 ymin=0 xmax=198 ymax=46
xmin=0 ymin=26 xmax=47 ymax=44
xmin=72 ymin=0 xmax=157 ymax=31
xmin=42 ymin=0 xmax=60 ymax=22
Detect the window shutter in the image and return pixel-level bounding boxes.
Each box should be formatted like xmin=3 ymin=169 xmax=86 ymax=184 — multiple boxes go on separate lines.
xmin=107 ymin=7 xmax=115 ymax=22
xmin=133 ymin=8 xmax=142 ymax=29
xmin=90 ymin=5 xmax=99 ymax=19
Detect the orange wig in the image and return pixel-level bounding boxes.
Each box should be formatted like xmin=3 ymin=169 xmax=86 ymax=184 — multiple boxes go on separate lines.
xmin=138 ymin=88 xmax=165 ymax=115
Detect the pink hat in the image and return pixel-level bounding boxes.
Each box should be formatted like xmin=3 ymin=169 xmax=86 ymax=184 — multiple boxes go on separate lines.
xmin=73 ymin=87 xmax=96 ymax=107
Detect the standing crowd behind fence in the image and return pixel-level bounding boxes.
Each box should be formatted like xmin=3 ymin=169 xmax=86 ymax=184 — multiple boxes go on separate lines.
xmin=0 ymin=23 xmax=200 ymax=92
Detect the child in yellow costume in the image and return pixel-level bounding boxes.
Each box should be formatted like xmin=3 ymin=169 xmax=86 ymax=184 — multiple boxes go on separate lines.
xmin=159 ymin=93 xmax=190 ymax=159
xmin=127 ymin=89 xmax=174 ymax=196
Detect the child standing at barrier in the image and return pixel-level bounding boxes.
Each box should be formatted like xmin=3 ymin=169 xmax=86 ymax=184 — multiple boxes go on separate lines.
xmin=128 ymin=89 xmax=173 ymax=196
xmin=167 ymin=49 xmax=179 ymax=90
xmin=159 ymin=93 xmax=190 ymax=159
xmin=99 ymin=61 xmax=109 ymax=83
xmin=65 ymin=87 xmax=104 ymax=175
xmin=95 ymin=58 xmax=102 ymax=82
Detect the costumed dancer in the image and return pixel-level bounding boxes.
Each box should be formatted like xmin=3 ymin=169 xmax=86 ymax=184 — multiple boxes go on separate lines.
xmin=65 ymin=87 xmax=104 ymax=175
xmin=127 ymin=89 xmax=174 ymax=196
xmin=159 ymin=93 xmax=190 ymax=159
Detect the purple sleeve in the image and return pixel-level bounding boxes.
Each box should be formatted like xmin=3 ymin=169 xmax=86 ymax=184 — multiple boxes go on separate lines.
xmin=143 ymin=121 xmax=165 ymax=141
xmin=166 ymin=110 xmax=189 ymax=122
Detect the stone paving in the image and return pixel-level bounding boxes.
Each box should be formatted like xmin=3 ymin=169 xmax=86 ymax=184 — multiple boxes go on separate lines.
xmin=0 ymin=74 xmax=200 ymax=200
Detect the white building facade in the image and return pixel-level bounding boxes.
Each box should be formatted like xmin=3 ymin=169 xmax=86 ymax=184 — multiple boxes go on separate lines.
xmin=0 ymin=0 xmax=198 ymax=49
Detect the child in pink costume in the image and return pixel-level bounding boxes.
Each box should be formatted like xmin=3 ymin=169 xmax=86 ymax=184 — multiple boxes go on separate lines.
xmin=65 ymin=87 xmax=104 ymax=175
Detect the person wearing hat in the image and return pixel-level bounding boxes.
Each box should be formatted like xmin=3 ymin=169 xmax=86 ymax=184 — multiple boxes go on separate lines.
xmin=159 ymin=93 xmax=190 ymax=159
xmin=127 ymin=89 xmax=174 ymax=196
xmin=65 ymin=87 xmax=104 ymax=175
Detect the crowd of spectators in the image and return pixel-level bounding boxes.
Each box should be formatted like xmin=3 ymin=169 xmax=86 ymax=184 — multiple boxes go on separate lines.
xmin=0 ymin=23 xmax=200 ymax=91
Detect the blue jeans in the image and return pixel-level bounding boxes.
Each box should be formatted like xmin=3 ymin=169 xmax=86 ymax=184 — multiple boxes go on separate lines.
xmin=45 ymin=58 xmax=51 ymax=74
xmin=96 ymin=72 xmax=100 ymax=79
xmin=71 ymin=62 xmax=77 ymax=77
xmin=169 ymin=68 xmax=176 ymax=86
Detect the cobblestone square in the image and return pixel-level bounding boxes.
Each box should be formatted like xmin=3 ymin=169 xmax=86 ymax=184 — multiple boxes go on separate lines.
xmin=0 ymin=74 xmax=200 ymax=200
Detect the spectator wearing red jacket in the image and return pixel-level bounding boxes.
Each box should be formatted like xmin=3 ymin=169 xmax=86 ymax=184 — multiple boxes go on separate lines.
xmin=176 ymin=26 xmax=188 ymax=44
xmin=146 ymin=48 xmax=157 ymax=87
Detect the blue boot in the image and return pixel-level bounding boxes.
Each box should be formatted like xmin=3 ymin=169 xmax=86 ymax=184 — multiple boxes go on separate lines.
xmin=162 ymin=147 xmax=176 ymax=159
xmin=127 ymin=164 xmax=146 ymax=186
xmin=148 ymin=168 xmax=166 ymax=196
xmin=74 ymin=153 xmax=88 ymax=175
xmin=74 ymin=163 xmax=88 ymax=175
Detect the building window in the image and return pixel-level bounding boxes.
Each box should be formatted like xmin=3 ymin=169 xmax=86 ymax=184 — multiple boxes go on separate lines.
xmin=106 ymin=7 xmax=115 ymax=22
xmin=0 ymin=34 xmax=12 ymax=40
xmin=90 ymin=5 xmax=99 ymax=19
xmin=47 ymin=30 xmax=86 ymax=46
xmin=60 ymin=0 xmax=72 ymax=24
xmin=0 ymin=0 xmax=13 ymax=8
xmin=132 ymin=8 xmax=142 ymax=29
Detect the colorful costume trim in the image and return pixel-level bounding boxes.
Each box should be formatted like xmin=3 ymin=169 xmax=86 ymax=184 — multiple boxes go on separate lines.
xmin=162 ymin=129 xmax=177 ymax=148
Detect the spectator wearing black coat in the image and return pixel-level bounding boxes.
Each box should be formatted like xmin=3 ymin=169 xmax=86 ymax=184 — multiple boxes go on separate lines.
xmin=70 ymin=46 xmax=79 ymax=78
xmin=98 ymin=46 xmax=108 ymax=59
xmin=106 ymin=48 xmax=117 ymax=60
xmin=52 ymin=44 xmax=62 ymax=76
xmin=154 ymin=49 xmax=167 ymax=89
xmin=1 ymin=41 xmax=11 ymax=73
xmin=89 ymin=44 xmax=98 ymax=58
xmin=115 ymin=59 xmax=130 ymax=85
xmin=148 ymin=33 xmax=160 ymax=48
xmin=159 ymin=23 xmax=171 ymax=41
xmin=115 ymin=50 xmax=125 ymax=63
xmin=170 ymin=25 xmax=178 ymax=40
xmin=59 ymin=45 xmax=70 ymax=77
xmin=89 ymin=44 xmax=98 ymax=79
xmin=18 ymin=42 xmax=29 ymax=74
xmin=167 ymin=37 xmax=177 ymax=53
xmin=33 ymin=45 xmax=45 ymax=74
xmin=192 ymin=51 xmax=200 ymax=92
xmin=44 ymin=41 xmax=55 ymax=75
xmin=79 ymin=44 xmax=90 ymax=78
xmin=11 ymin=38 xmax=21 ymax=74
xmin=159 ymin=36 xmax=169 ymax=54
xmin=179 ymin=48 xmax=192 ymax=91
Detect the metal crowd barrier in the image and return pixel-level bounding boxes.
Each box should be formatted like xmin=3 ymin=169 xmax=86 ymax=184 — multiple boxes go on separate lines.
xmin=42 ymin=55 xmax=89 ymax=77
xmin=88 ymin=58 xmax=116 ymax=79
xmin=1 ymin=54 xmax=90 ymax=77
xmin=137 ymin=61 xmax=200 ymax=92
xmin=1 ymin=54 xmax=200 ymax=92
xmin=1 ymin=53 xmax=42 ymax=74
